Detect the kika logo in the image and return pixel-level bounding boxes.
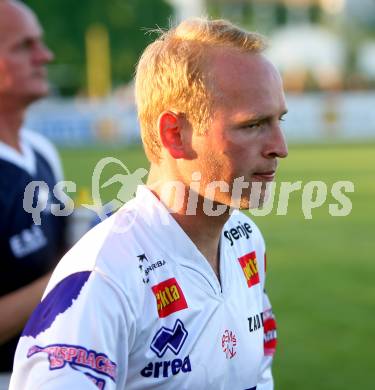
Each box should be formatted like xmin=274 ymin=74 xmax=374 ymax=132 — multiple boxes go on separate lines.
xmin=221 ymin=329 xmax=237 ymax=359
xmin=141 ymin=319 xmax=191 ymax=379
xmin=263 ymin=309 xmax=277 ymax=356
xmin=27 ymin=344 xmax=117 ymax=384
xmin=151 ymin=278 xmax=188 ymax=318
xmin=137 ymin=253 xmax=166 ymax=284
xmin=238 ymin=251 xmax=260 ymax=288
xmin=223 ymin=221 xmax=252 ymax=246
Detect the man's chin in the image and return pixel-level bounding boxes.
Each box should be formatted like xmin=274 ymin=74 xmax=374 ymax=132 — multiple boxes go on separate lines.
xmin=23 ymin=88 xmax=50 ymax=103
xmin=232 ymin=191 xmax=270 ymax=210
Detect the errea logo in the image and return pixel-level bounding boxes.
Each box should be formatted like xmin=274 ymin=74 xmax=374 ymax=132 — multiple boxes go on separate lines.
xmin=150 ymin=319 xmax=188 ymax=358
xmin=141 ymin=319 xmax=191 ymax=379
xmin=151 ymin=278 xmax=188 ymax=318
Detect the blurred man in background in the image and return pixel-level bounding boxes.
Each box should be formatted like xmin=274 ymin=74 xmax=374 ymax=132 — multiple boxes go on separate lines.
xmin=0 ymin=0 xmax=66 ymax=373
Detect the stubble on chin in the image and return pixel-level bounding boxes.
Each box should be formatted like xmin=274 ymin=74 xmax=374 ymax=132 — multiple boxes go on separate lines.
xmin=231 ymin=181 xmax=272 ymax=210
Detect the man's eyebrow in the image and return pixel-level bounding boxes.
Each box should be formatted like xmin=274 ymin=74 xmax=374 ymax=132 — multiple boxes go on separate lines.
xmin=236 ymin=109 xmax=289 ymax=126
xmin=14 ymin=32 xmax=44 ymax=47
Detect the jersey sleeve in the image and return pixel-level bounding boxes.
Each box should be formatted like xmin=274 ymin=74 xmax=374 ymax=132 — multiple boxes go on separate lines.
xmin=9 ymin=270 xmax=136 ymax=390
xmin=256 ymin=290 xmax=277 ymax=390
xmin=255 ymin=233 xmax=278 ymax=390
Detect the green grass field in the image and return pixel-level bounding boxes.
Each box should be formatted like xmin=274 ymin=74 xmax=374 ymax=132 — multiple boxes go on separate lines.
xmin=60 ymin=143 xmax=375 ymax=390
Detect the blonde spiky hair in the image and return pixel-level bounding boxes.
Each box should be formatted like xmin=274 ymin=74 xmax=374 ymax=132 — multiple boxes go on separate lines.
xmin=135 ymin=17 xmax=267 ymax=163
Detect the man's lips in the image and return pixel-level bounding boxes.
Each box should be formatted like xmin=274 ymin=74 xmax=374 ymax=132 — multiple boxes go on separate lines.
xmin=32 ymin=67 xmax=47 ymax=78
xmin=252 ymin=171 xmax=276 ymax=181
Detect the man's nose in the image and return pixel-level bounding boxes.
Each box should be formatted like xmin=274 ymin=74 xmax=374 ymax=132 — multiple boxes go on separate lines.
xmin=34 ymin=42 xmax=54 ymax=64
xmin=262 ymin=123 xmax=288 ymax=159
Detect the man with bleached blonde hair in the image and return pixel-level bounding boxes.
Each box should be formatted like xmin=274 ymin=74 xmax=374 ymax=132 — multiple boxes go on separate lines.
xmin=11 ymin=18 xmax=287 ymax=389
xmin=136 ymin=18 xmax=267 ymax=163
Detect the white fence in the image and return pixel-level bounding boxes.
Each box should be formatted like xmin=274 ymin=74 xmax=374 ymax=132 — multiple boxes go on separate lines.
xmin=25 ymin=93 xmax=375 ymax=147
xmin=284 ymin=92 xmax=375 ymax=141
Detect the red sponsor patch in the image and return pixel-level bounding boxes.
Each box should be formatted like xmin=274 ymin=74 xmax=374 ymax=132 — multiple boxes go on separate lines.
xmin=238 ymin=251 xmax=260 ymax=288
xmin=151 ymin=278 xmax=188 ymax=318
xmin=263 ymin=309 xmax=277 ymax=356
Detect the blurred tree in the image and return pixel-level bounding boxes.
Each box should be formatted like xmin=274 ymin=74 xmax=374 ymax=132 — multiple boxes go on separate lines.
xmin=308 ymin=4 xmax=321 ymax=24
xmin=24 ymin=0 xmax=173 ymax=95
xmin=275 ymin=3 xmax=287 ymax=26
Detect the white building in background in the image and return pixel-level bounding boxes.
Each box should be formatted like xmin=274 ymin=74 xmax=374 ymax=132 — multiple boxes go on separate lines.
xmin=167 ymin=0 xmax=375 ymax=27
xmin=166 ymin=0 xmax=375 ymax=86
xmin=345 ymin=0 xmax=375 ymax=28
xmin=358 ymin=43 xmax=375 ymax=79
xmin=166 ymin=0 xmax=206 ymax=21
xmin=266 ymin=25 xmax=345 ymax=90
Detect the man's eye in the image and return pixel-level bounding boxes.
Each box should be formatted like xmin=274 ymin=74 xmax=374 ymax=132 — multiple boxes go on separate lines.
xmin=16 ymin=40 xmax=33 ymax=51
xmin=244 ymin=122 xmax=261 ymax=129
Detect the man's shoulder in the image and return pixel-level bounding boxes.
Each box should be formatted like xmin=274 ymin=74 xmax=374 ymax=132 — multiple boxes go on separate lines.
xmin=49 ymin=207 xmax=162 ymax=294
xmin=21 ymin=129 xmax=63 ymax=181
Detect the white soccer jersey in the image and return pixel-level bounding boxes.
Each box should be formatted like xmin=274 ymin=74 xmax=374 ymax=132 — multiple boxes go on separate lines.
xmin=10 ymin=186 xmax=277 ymax=390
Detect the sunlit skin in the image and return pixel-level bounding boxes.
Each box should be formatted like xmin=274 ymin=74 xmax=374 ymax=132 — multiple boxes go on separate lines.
xmin=147 ymin=47 xmax=288 ymax=276
xmin=188 ymin=48 xmax=288 ymax=209
xmin=150 ymin=47 xmax=288 ymax=211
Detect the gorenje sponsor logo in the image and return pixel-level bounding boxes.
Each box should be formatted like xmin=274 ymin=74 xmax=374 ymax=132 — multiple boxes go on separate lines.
xmin=223 ymin=221 xmax=252 ymax=246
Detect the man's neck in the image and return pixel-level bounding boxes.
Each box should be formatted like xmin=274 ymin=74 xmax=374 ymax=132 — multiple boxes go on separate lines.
xmin=147 ymin=166 xmax=230 ymax=280
xmin=0 ymin=105 xmax=25 ymax=152
xmin=172 ymin=209 xmax=229 ymax=280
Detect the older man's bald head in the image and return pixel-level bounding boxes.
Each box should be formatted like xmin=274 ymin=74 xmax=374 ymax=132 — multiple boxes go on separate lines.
xmin=0 ymin=0 xmax=35 ymax=26
xmin=0 ymin=0 xmax=40 ymax=48
xmin=0 ymin=0 xmax=53 ymax=104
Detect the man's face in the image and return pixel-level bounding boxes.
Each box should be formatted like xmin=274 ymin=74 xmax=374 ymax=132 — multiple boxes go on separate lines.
xmin=181 ymin=48 xmax=288 ymax=209
xmin=0 ymin=1 xmax=53 ymax=105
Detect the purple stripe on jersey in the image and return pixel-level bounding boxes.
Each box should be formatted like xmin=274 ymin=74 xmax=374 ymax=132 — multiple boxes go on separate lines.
xmin=22 ymin=271 xmax=91 ymax=338
xmin=84 ymin=372 xmax=106 ymax=389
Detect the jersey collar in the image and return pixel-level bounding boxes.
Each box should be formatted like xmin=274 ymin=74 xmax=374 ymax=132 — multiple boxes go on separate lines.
xmin=126 ymin=185 xmax=231 ymax=294
xmin=132 ymin=185 xmax=207 ymax=261
xmin=0 ymin=130 xmax=36 ymax=175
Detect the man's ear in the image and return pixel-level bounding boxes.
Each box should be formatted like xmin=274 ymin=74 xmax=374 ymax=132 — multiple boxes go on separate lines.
xmin=158 ymin=111 xmax=187 ymax=159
